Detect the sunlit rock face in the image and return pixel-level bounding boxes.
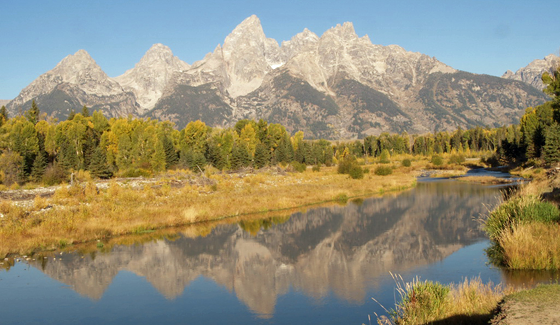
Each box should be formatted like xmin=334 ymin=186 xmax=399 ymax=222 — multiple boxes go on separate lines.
xmin=28 ymin=181 xmax=500 ymax=317
xmin=503 ymin=54 xmax=560 ymax=90
xmin=114 ymin=44 xmax=190 ymax=115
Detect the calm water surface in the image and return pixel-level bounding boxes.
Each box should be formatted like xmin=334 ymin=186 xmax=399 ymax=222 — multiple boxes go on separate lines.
xmin=0 ymin=177 xmax=555 ymax=324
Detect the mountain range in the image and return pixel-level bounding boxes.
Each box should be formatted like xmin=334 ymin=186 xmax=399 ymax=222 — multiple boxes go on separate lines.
xmin=4 ymin=15 xmax=555 ymax=138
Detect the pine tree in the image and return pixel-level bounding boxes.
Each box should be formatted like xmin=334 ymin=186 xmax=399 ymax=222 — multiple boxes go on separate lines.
xmin=543 ymin=123 xmax=560 ymax=165
xmin=0 ymin=105 xmax=7 ymax=120
xmin=253 ymin=143 xmax=270 ymax=169
xmin=89 ymin=147 xmax=113 ymax=179
xmin=163 ymin=136 xmax=178 ymax=168
xmin=25 ymin=100 xmax=40 ymax=125
xmin=81 ymin=105 xmax=90 ymax=117
xmin=0 ymin=105 xmax=7 ymax=126
xmin=30 ymin=152 xmax=47 ymax=182
xmin=231 ymin=145 xmax=251 ymax=170
xmin=67 ymin=109 xmax=76 ymax=121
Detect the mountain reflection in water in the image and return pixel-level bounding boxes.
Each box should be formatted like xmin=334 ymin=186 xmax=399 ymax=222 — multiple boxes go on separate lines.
xmin=20 ymin=179 xmax=501 ymax=317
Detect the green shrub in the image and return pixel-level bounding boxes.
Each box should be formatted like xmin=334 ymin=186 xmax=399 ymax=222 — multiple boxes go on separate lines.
xmin=402 ymin=159 xmax=412 ymax=167
xmin=290 ymin=162 xmax=307 ymax=173
xmin=448 ymin=154 xmax=465 ymax=165
xmin=337 ymin=155 xmax=358 ymax=174
xmin=374 ymin=165 xmax=393 ymax=176
xmin=334 ymin=193 xmax=349 ymax=203
xmin=379 ymin=149 xmax=391 ymax=164
xmin=431 ymin=155 xmax=444 ymax=166
xmin=362 ymin=167 xmax=370 ymax=174
xmin=312 ymin=165 xmax=321 ymax=172
xmin=348 ymin=165 xmax=364 ymax=179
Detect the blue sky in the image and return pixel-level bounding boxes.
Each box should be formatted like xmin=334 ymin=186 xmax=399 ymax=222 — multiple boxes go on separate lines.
xmin=1 ymin=0 xmax=558 ymax=99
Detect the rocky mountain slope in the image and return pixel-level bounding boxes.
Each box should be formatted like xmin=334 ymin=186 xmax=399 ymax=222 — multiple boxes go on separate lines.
xmin=502 ymin=54 xmax=559 ymax=90
xmin=6 ymin=15 xmax=549 ymax=138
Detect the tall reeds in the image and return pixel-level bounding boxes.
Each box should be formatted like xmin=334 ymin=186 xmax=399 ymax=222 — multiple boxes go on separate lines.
xmin=382 ymin=274 xmax=513 ymax=325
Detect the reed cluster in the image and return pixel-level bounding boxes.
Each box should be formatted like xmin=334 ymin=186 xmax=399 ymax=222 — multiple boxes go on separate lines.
xmin=383 ymin=274 xmax=513 ymax=325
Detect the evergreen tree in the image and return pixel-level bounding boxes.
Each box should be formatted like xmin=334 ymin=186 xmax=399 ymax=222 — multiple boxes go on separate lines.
xmin=190 ymin=151 xmax=207 ymax=172
xmin=207 ymin=141 xmax=227 ymax=170
xmin=25 ymin=100 xmax=40 ymax=125
xmin=163 ymin=136 xmax=178 ymax=168
xmin=231 ymin=145 xmax=251 ymax=170
xmin=0 ymin=105 xmax=8 ymax=121
xmin=0 ymin=105 xmax=7 ymax=126
xmin=303 ymin=142 xmax=314 ymax=165
xmin=57 ymin=138 xmax=79 ymax=171
xmin=81 ymin=105 xmax=90 ymax=117
xmin=253 ymin=143 xmax=270 ymax=169
xmin=89 ymin=147 xmax=113 ymax=179
xmin=543 ymin=123 xmax=560 ymax=165
xmin=30 ymin=151 xmax=47 ymax=182
xmin=67 ymin=109 xmax=76 ymax=121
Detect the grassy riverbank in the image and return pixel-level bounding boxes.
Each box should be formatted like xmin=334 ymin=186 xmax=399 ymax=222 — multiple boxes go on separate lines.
xmin=0 ymin=162 xmax=421 ymax=257
xmin=379 ymin=275 xmax=514 ymax=325
xmin=381 ymin=276 xmax=560 ymax=325
xmin=483 ymin=173 xmax=560 ymax=270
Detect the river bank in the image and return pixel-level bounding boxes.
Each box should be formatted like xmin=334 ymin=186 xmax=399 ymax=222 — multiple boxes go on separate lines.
xmin=0 ymin=163 xmax=424 ymax=257
xmin=385 ymin=166 xmax=560 ymax=324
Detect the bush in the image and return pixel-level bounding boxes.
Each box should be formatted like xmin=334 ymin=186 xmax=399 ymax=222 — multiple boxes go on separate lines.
xmin=337 ymin=155 xmax=357 ymax=174
xmin=42 ymin=164 xmax=68 ymax=186
xmin=290 ymin=161 xmax=306 ymax=173
xmin=374 ymin=165 xmax=393 ymax=176
xmin=402 ymin=159 xmax=412 ymax=167
xmin=431 ymin=155 xmax=444 ymax=166
xmin=348 ymin=165 xmax=364 ymax=179
xmin=448 ymin=154 xmax=465 ymax=165
xmin=312 ymin=165 xmax=321 ymax=172
xmin=379 ymin=149 xmax=391 ymax=164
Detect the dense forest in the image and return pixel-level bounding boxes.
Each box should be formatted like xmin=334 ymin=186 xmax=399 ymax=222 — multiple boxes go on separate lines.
xmin=3 ymin=65 xmax=560 ymax=186
xmin=0 ymin=97 xmax=513 ymax=187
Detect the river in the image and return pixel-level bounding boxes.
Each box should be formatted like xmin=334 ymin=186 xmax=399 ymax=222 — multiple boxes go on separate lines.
xmin=0 ymin=176 xmax=552 ymax=324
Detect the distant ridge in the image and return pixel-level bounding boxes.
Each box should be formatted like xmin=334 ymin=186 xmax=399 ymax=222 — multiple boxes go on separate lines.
xmin=502 ymin=54 xmax=560 ymax=90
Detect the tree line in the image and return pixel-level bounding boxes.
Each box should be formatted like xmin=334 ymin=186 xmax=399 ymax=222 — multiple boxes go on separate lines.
xmin=492 ymin=67 xmax=560 ymax=166
xmin=0 ymin=100 xmax=511 ymax=186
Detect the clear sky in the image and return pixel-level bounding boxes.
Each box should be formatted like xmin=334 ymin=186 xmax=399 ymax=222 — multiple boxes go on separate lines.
xmin=1 ymin=0 xmax=558 ymax=100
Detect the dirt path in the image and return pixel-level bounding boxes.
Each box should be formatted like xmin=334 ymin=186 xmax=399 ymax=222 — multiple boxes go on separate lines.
xmin=492 ymin=284 xmax=560 ymax=325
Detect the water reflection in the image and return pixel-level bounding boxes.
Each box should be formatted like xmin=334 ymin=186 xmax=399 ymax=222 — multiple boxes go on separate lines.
xmin=13 ymin=179 xmax=503 ymax=317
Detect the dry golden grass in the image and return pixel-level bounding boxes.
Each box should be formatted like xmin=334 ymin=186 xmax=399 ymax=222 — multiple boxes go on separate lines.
xmin=458 ymin=176 xmax=515 ymax=185
xmin=384 ymin=274 xmax=515 ymax=325
xmin=0 ymin=164 xmax=418 ymax=257
xmin=499 ymin=222 xmax=560 ymax=270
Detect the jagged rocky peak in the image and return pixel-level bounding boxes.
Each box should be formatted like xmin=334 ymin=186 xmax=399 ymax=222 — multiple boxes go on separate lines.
xmin=50 ymin=49 xmax=123 ymax=95
xmin=222 ymin=14 xmax=282 ymax=97
xmin=280 ymin=28 xmax=319 ymax=60
xmin=138 ymin=43 xmax=188 ymax=67
xmin=503 ymin=54 xmax=560 ymax=90
xmin=7 ymin=49 xmax=124 ymax=111
xmin=115 ymin=43 xmax=190 ymax=113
